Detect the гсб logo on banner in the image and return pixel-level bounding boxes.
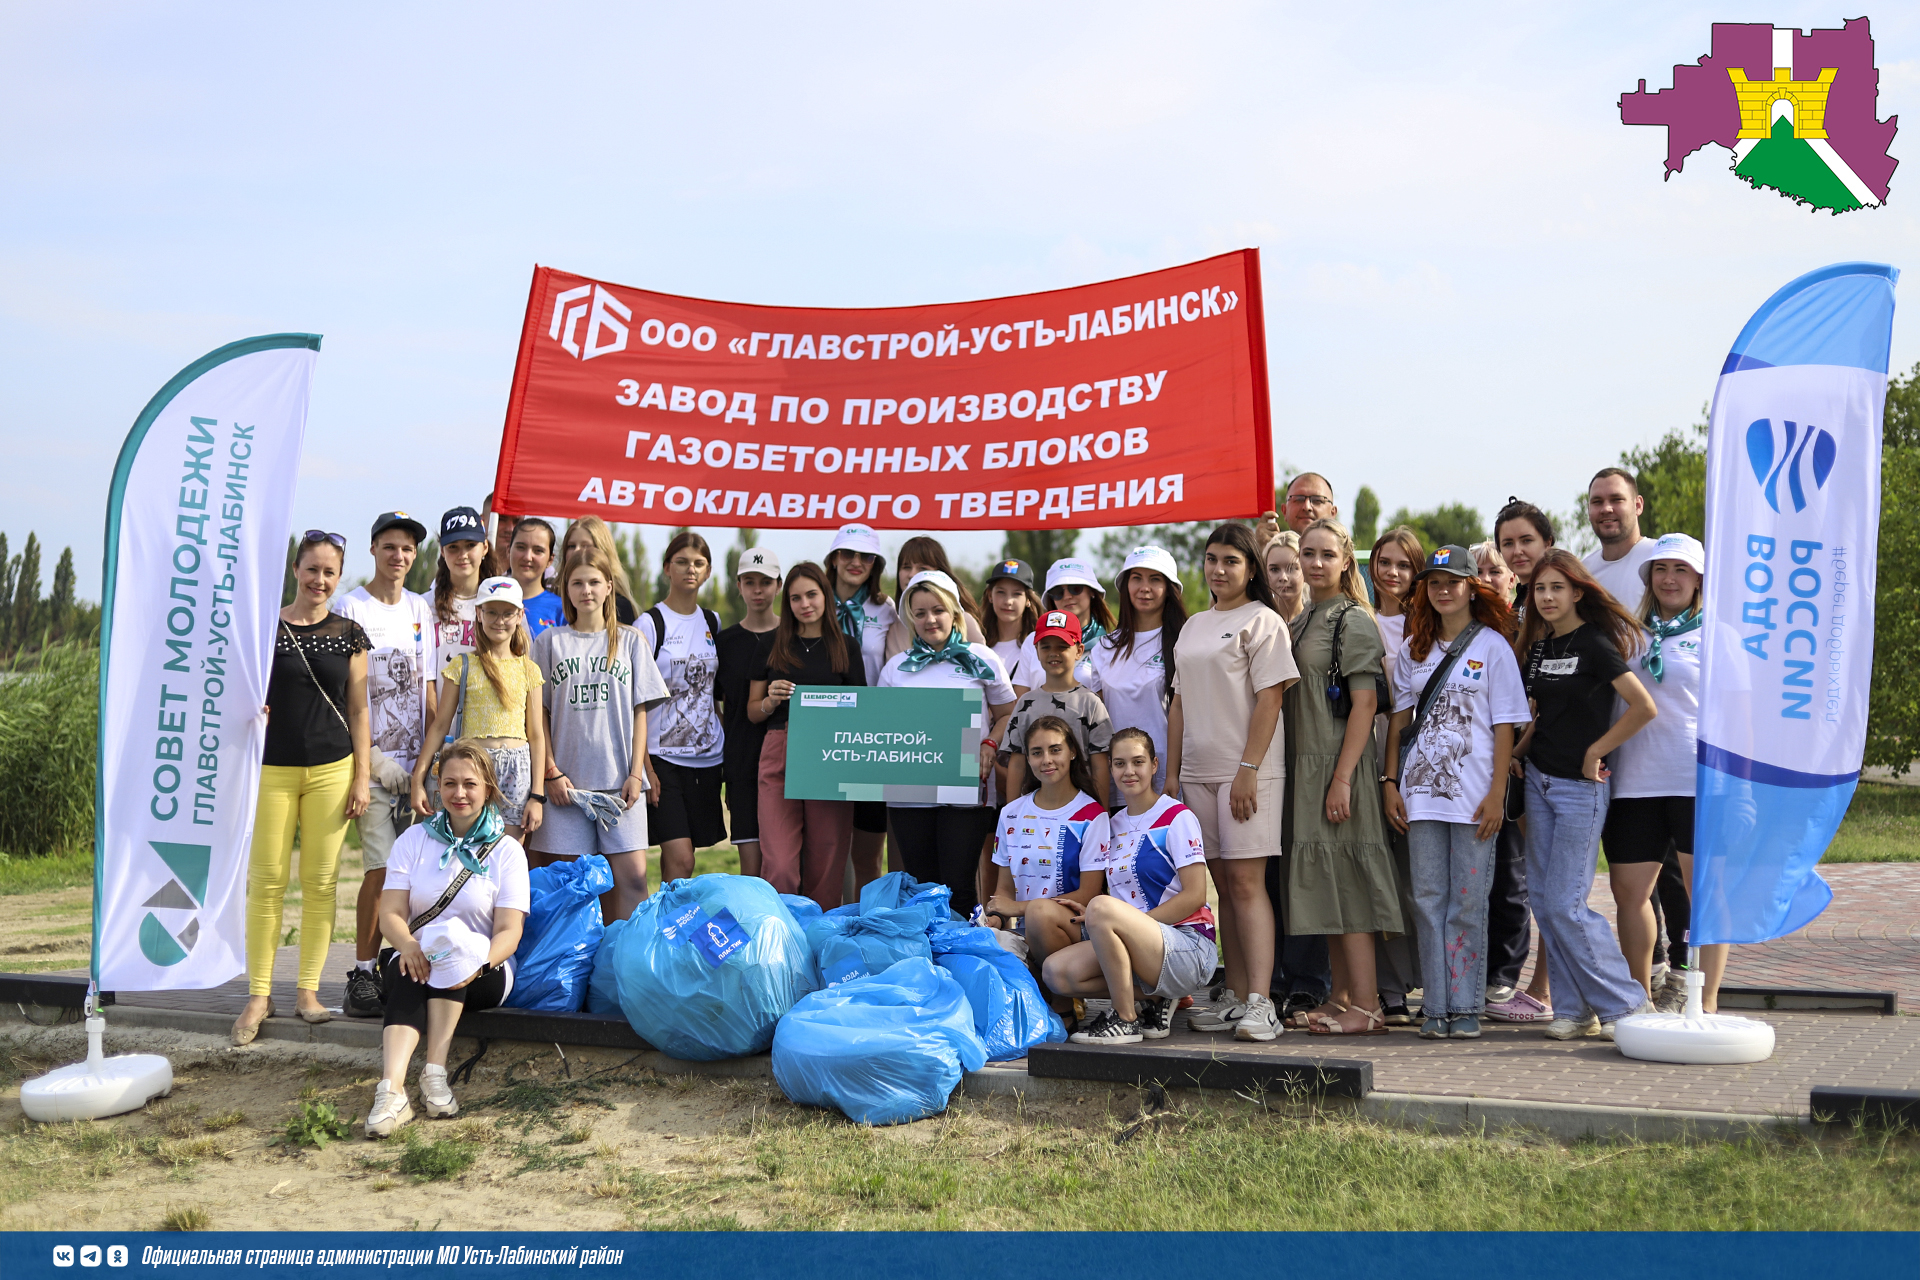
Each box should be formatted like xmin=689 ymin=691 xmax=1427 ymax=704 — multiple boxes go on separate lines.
xmin=1746 ymin=417 xmax=1837 ymax=512
xmin=549 ymin=284 xmax=630 ymax=360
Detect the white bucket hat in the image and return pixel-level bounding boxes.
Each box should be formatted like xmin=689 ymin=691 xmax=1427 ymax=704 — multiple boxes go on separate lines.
xmin=1639 ymin=532 xmax=1707 ymax=585
xmin=735 ymin=547 xmax=783 ymax=580
xmin=827 ymin=523 xmax=882 ymax=558
xmin=1115 ymin=545 xmax=1182 ymax=596
xmin=1044 ymin=558 xmax=1105 ymax=597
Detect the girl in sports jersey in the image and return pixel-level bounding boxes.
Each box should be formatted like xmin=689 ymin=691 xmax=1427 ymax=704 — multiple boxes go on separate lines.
xmin=984 ymin=716 xmax=1110 ymax=984
xmin=1086 ymin=546 xmax=1186 ymax=803
xmin=1041 ymin=728 xmax=1216 ymax=1044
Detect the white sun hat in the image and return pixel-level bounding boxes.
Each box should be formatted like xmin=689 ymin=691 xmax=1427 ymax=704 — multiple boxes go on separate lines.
xmin=1044 ymin=558 xmax=1105 ymax=597
xmin=1115 ymin=545 xmax=1182 ymax=596
xmin=827 ymin=523 xmax=882 ymax=558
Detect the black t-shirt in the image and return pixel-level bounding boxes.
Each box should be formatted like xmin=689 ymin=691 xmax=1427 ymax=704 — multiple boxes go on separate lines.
xmin=749 ymin=632 xmax=867 ymax=729
xmin=1522 ymin=623 xmax=1630 ymax=780
xmin=716 ymin=622 xmax=777 ymax=775
xmin=615 ymin=594 xmax=638 ymax=626
xmin=265 ymin=614 xmax=372 ymax=767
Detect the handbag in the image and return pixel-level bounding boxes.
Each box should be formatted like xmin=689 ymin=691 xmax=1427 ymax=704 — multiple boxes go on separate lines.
xmin=377 ymin=834 xmax=503 ymax=997
xmin=1324 ymin=602 xmax=1379 ymax=719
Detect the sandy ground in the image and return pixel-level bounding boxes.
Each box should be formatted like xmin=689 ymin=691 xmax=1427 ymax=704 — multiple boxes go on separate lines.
xmin=0 ymin=1019 xmax=1116 ymax=1233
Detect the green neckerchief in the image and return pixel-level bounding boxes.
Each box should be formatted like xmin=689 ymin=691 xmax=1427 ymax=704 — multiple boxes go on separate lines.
xmin=835 ymin=586 xmax=870 ymax=642
xmin=1641 ymin=607 xmax=1703 ymax=683
xmin=1078 ymin=617 xmax=1107 ymax=649
xmin=425 ymin=803 xmax=504 ymax=876
xmin=899 ymin=628 xmax=997 ymax=681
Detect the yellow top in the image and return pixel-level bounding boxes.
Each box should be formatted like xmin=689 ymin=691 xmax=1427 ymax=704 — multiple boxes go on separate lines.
xmin=442 ymin=653 xmax=543 ymax=740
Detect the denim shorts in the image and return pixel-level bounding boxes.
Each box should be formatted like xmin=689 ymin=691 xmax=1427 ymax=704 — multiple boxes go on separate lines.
xmin=1139 ymin=923 xmax=1218 ymax=1001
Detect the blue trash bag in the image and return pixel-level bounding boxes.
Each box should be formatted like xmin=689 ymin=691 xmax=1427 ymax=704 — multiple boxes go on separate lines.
xmin=858 ymin=871 xmax=954 ymax=923
xmin=586 ymin=918 xmax=629 ymax=1017
xmin=772 ymin=957 xmax=988 ymax=1126
xmin=927 ymin=919 xmax=1007 ymax=960
xmin=507 ymin=854 xmax=614 ymax=1011
xmin=935 ymin=950 xmax=1067 ymax=1060
xmin=612 ymin=875 xmax=814 ymax=1060
xmin=815 ymin=933 xmax=872 ymax=987
xmin=780 ymin=894 xmax=824 ymax=935
xmin=805 ymin=905 xmax=932 ymax=984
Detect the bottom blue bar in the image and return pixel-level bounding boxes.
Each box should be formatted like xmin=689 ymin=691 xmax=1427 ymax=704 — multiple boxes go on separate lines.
xmin=1692 ymin=762 xmax=1843 ymax=944
xmin=3 ymin=1233 xmax=1913 ymax=1280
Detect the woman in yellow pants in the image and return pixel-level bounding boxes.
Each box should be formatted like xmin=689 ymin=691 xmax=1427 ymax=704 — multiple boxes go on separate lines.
xmin=234 ymin=531 xmax=372 ymax=1044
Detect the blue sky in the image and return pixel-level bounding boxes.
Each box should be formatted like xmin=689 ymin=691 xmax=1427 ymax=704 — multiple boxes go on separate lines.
xmin=3 ymin=4 xmax=1915 ymax=596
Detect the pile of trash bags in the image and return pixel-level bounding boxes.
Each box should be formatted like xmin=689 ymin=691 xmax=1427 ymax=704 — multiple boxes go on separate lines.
xmin=507 ymin=854 xmax=613 ymax=1011
xmin=582 ymin=871 xmax=1066 ymax=1123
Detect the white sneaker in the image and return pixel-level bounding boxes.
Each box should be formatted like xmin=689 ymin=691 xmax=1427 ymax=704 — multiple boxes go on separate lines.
xmin=365 ymin=1080 xmax=413 ymax=1138
xmin=1234 ymin=992 xmax=1282 ymax=1042
xmin=1652 ymin=970 xmax=1688 ymax=1014
xmin=1544 ymin=1012 xmax=1601 ymax=1040
xmin=1600 ymin=1000 xmax=1658 ymax=1041
xmin=419 ymin=1065 xmax=458 ymax=1118
xmin=1186 ymin=989 xmax=1245 ymax=1032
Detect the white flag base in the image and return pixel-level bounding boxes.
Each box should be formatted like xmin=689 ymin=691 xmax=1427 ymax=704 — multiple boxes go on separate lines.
xmin=21 ymin=1015 xmax=173 ymax=1122
xmin=1612 ymin=970 xmax=1775 ymax=1065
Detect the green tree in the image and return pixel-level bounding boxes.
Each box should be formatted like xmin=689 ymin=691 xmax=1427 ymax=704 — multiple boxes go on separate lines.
xmin=1003 ymin=529 xmax=1078 ymax=579
xmin=1620 ymin=407 xmax=1708 ymax=541
xmin=1865 ymin=362 xmax=1920 ymax=774
xmin=48 ymin=547 xmax=75 ymax=640
xmin=405 ymin=538 xmax=438 ymax=595
xmin=1351 ymin=486 xmax=1381 ymax=546
xmin=1383 ymin=504 xmax=1484 ymax=553
xmin=719 ymin=528 xmax=759 ymax=625
xmin=280 ymin=534 xmax=298 ymax=607
xmin=0 ymin=532 xmax=12 ymax=651
xmin=12 ymin=533 xmax=41 ymax=649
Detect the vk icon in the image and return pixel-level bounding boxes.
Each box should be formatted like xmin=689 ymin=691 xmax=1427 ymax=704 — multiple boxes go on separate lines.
xmin=52 ymin=1246 xmax=74 ymax=1267
xmin=1746 ymin=418 xmax=1836 ymax=513
xmin=81 ymin=1246 xmax=102 ymax=1267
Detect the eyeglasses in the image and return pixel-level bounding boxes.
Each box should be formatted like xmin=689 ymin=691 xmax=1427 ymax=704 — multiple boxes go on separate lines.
xmin=1284 ymin=494 xmax=1334 ymax=510
xmin=303 ymin=530 xmax=347 ymax=547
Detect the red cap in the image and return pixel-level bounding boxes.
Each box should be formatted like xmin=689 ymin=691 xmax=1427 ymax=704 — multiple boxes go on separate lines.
xmin=1034 ymin=609 xmax=1083 ymax=645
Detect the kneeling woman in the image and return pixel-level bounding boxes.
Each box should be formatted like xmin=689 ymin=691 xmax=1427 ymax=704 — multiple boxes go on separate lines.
xmin=365 ymin=741 xmax=530 ymax=1137
xmin=1042 ymin=728 xmax=1216 ymax=1044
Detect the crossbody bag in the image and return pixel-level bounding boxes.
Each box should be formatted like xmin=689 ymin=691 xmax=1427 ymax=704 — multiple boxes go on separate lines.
xmin=377 ymin=834 xmax=503 ymax=997
xmin=1324 ymin=602 xmax=1381 ymax=719
xmin=1403 ymin=621 xmax=1486 ymax=750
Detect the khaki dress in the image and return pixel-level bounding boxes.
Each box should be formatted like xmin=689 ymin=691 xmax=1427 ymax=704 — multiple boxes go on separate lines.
xmin=1283 ymin=596 xmax=1404 ymax=936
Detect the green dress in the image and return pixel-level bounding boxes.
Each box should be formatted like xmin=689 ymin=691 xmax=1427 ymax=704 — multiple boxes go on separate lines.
xmin=1283 ymin=595 xmax=1404 ymax=936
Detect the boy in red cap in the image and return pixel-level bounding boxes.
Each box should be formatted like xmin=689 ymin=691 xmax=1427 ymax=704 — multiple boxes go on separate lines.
xmin=1000 ymin=609 xmax=1113 ymax=802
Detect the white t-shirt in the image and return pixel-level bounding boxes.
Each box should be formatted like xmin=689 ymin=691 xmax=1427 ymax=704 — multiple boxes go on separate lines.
xmin=1374 ymin=612 xmax=1408 ymax=761
xmin=1085 ymin=627 xmax=1168 ymax=797
xmin=384 ymin=825 xmax=531 ymax=994
xmin=845 ymin=595 xmax=897 ymax=687
xmin=993 ymin=790 xmax=1109 ymax=903
xmin=878 ymin=641 xmax=1016 ymax=808
xmin=333 ymin=585 xmax=435 ymax=773
xmin=425 ymin=588 xmax=479 ymax=679
xmin=1611 ymin=623 xmax=1701 ymax=799
xmin=1103 ymin=795 xmax=1206 ymax=913
xmin=637 ymin=606 xmax=724 ymax=768
xmin=1012 ymin=632 xmax=1096 ymax=691
xmin=991 ymin=637 xmax=1023 ymax=675
xmin=1391 ymin=627 xmax=1532 ymax=825
xmin=1583 ymin=540 xmax=1660 ymax=616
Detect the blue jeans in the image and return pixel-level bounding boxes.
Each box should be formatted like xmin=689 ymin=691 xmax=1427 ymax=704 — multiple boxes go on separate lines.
xmin=1523 ymin=765 xmax=1645 ymax=1023
xmin=1407 ymin=820 xmax=1496 ymax=1015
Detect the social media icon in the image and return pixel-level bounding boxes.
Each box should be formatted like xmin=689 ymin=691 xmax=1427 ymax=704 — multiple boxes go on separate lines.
xmin=52 ymin=1246 xmax=74 ymax=1267
xmin=108 ymin=1246 xmax=128 ymax=1268
xmin=81 ymin=1245 xmax=102 ymax=1267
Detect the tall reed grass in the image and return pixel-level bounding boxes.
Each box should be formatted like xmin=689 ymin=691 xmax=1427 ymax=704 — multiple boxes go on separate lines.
xmin=0 ymin=643 xmax=97 ymax=855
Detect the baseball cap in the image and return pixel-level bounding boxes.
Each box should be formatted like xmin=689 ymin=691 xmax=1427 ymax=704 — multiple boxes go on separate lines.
xmin=439 ymin=506 xmax=487 ymax=545
xmin=1044 ymin=558 xmax=1104 ymax=597
xmin=370 ymin=511 xmax=427 ymax=544
xmin=827 ymin=523 xmax=882 ymax=558
xmin=1034 ymin=609 xmax=1084 ymax=646
xmin=986 ymin=558 xmax=1035 ymax=591
xmin=476 ymin=576 xmax=524 ymax=608
xmin=1415 ymin=545 xmax=1479 ymax=581
xmin=735 ymin=547 xmax=783 ymax=580
xmin=1639 ymin=532 xmax=1707 ymax=584
xmin=1116 ymin=545 xmax=1182 ymax=596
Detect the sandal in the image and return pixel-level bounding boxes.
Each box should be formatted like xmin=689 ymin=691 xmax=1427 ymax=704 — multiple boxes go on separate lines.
xmin=231 ymin=997 xmax=277 ymax=1046
xmin=1289 ymin=1000 xmax=1343 ymax=1030
xmin=1308 ymin=1005 xmax=1389 ymax=1036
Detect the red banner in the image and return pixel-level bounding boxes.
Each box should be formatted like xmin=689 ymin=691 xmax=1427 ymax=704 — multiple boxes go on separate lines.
xmin=491 ymin=250 xmax=1271 ymax=530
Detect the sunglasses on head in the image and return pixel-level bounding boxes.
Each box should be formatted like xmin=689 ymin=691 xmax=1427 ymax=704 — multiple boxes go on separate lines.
xmin=303 ymin=530 xmax=346 ymax=547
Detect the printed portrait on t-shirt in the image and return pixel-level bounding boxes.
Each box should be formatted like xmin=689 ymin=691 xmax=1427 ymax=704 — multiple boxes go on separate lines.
xmin=657 ymin=647 xmax=720 ymax=755
xmin=1403 ymin=685 xmax=1477 ymax=803
xmin=366 ymin=647 xmax=422 ymax=758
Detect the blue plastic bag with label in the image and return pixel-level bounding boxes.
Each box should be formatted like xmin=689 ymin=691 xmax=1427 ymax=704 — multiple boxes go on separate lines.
xmin=586 ymin=918 xmax=628 ymax=1017
xmin=772 ymin=957 xmax=988 ymax=1125
xmin=804 ymin=905 xmax=932 ymax=985
xmin=935 ymin=949 xmax=1067 ymax=1060
xmin=507 ymin=854 xmax=614 ymax=1011
xmin=611 ymin=875 xmax=814 ymax=1060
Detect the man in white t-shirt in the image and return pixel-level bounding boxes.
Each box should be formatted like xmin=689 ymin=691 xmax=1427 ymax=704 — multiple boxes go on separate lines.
xmin=331 ymin=511 xmax=435 ymax=1016
xmin=1581 ymin=467 xmax=1659 ymax=613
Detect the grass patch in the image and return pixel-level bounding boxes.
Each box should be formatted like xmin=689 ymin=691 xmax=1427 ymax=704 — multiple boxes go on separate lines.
xmin=398 ymin=1130 xmax=478 ymax=1182
xmin=508 ymin=1141 xmax=591 ymax=1177
xmin=0 ymin=644 xmax=97 ymax=857
xmin=1828 ymin=783 xmax=1920 ymax=862
xmin=158 ymin=1204 xmax=212 ymax=1232
xmin=280 ymin=1099 xmax=352 ymax=1149
xmin=0 ymin=847 xmax=94 ymax=895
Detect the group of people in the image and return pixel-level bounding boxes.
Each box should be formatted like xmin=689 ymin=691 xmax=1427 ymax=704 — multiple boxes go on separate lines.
xmin=233 ymin=465 xmax=1719 ymax=1132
